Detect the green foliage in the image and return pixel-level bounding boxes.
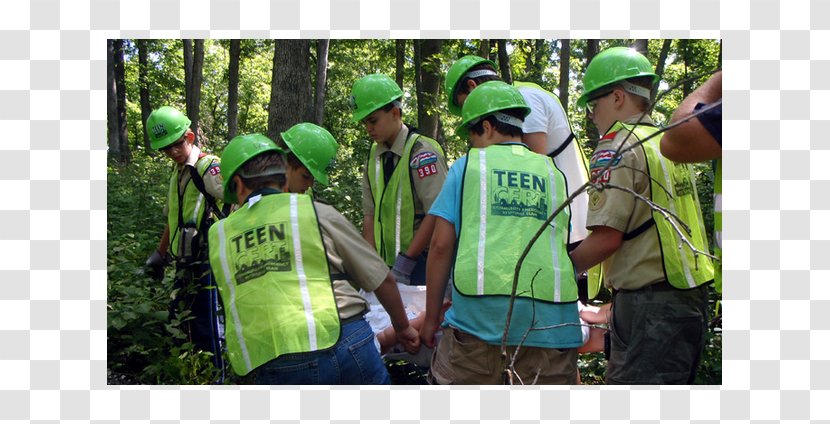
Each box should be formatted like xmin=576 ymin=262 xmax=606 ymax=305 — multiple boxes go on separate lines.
xmin=110 ymin=39 xmax=721 ymax=385
xmin=107 ymin=154 xmax=236 ymax=384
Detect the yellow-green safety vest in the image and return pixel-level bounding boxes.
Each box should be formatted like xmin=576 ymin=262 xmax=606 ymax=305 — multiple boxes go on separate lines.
xmin=714 ymin=159 xmax=722 ymax=293
xmin=513 ymin=80 xmax=604 ymax=299
xmin=366 ymin=131 xmax=445 ymax=266
xmin=454 ymin=144 xmax=578 ymax=303
xmin=608 ymin=121 xmax=715 ymax=289
xmin=208 ymin=192 xmax=340 ymax=375
xmin=167 ymin=154 xmax=223 ymax=258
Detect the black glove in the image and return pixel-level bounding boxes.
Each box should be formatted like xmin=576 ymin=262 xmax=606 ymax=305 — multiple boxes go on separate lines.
xmin=144 ymin=249 xmax=171 ymax=280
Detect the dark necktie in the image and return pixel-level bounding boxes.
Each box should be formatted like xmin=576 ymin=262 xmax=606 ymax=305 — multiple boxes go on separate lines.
xmin=383 ymin=151 xmax=396 ymax=186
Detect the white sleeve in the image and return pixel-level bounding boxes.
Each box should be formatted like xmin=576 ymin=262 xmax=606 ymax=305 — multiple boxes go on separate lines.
xmin=520 ymin=89 xmax=550 ymax=135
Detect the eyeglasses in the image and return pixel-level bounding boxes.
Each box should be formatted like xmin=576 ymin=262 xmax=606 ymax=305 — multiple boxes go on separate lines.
xmin=161 ymin=136 xmax=186 ymax=153
xmin=586 ymin=91 xmax=614 ymax=114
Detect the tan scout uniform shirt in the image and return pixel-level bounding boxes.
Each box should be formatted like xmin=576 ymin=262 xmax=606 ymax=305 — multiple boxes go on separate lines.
xmin=315 ymin=201 xmax=391 ymax=320
xmin=586 ymin=115 xmax=665 ymax=291
xmin=163 ymin=145 xmax=225 ymax=216
xmin=361 ymin=124 xmax=448 ymax=232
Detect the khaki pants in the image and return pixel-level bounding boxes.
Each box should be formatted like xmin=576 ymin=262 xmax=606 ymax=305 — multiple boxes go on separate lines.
xmin=606 ymin=283 xmax=709 ymax=385
xmin=427 ymin=327 xmax=577 ymax=385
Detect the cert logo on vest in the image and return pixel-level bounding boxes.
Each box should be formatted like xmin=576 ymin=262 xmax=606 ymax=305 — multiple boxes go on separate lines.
xmin=231 ymin=223 xmax=292 ymax=284
xmin=490 ymin=169 xmax=548 ymax=220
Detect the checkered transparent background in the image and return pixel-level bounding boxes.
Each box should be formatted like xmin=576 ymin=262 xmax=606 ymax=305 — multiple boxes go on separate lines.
xmin=0 ymin=0 xmax=824 ymax=421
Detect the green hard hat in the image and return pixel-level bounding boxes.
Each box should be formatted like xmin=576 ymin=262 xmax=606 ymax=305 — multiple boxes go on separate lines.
xmin=281 ymin=123 xmax=338 ymax=186
xmin=146 ymin=106 xmax=191 ymax=150
xmin=350 ymin=74 xmax=403 ymax=123
xmin=220 ymin=133 xmax=284 ymax=204
xmin=456 ymin=81 xmax=530 ymax=138
xmin=576 ymin=47 xmax=659 ymax=108
xmin=445 ymin=55 xmax=498 ymax=116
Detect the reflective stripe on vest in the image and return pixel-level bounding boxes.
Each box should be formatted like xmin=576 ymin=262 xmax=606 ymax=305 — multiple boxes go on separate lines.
xmin=208 ymin=193 xmax=340 ymax=375
xmin=454 ymin=144 xmax=577 ymax=303
xmin=367 ymin=132 xmax=445 ymax=265
xmin=167 ymin=155 xmax=218 ymax=258
xmin=714 ymin=159 xmax=722 ymax=293
xmin=610 ymin=121 xmax=715 ymax=289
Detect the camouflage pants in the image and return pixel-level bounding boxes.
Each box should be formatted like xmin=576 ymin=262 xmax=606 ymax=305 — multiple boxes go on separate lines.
xmin=606 ymin=282 xmax=709 ymax=385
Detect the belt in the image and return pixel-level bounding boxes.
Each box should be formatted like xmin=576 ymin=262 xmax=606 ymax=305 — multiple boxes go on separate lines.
xmin=616 ymin=279 xmax=675 ymax=293
xmin=341 ymin=311 xmax=367 ymax=325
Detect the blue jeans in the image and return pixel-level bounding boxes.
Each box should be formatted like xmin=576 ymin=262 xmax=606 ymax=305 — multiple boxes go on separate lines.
xmin=254 ymin=319 xmax=391 ymax=385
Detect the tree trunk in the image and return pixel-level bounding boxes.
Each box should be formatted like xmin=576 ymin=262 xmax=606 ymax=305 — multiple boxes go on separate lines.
xmin=523 ymin=40 xmax=534 ymax=78
xmin=314 ymin=39 xmax=330 ymax=125
xmin=414 ymin=40 xmax=423 ymax=128
xmin=532 ymin=39 xmax=547 ymax=84
xmin=497 ymin=39 xmax=512 ymax=85
xmin=419 ymin=39 xmax=443 ymax=139
xmin=267 ymin=40 xmax=312 ymax=146
xmin=395 ymin=39 xmax=406 ymax=89
xmin=632 ymin=39 xmax=649 ymax=56
xmin=558 ymin=39 xmax=570 ymax=113
xmin=652 ymin=39 xmax=672 ymax=102
xmin=137 ymin=39 xmax=153 ymax=153
xmin=227 ymin=39 xmax=241 ymax=140
xmin=681 ymin=40 xmax=692 ymax=97
xmin=188 ymin=40 xmax=205 ymax=139
xmin=113 ymin=39 xmax=131 ymax=163
xmin=478 ymin=39 xmax=490 ymax=59
xmin=106 ymin=39 xmax=122 ymax=162
xmin=183 ymin=40 xmax=192 ymax=112
xmin=584 ymin=39 xmax=600 ymax=145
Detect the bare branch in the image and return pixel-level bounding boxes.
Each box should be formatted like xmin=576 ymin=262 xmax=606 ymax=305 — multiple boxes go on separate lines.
xmin=603 ymin=182 xmax=719 ymax=263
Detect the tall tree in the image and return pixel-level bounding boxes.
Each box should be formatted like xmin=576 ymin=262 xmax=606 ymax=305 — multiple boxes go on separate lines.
xmin=558 ymin=39 xmax=570 ymax=113
xmin=227 ymin=39 xmax=241 ymax=140
xmin=584 ymin=39 xmax=600 ymax=145
xmin=497 ymin=39 xmax=512 ymax=84
xmin=183 ymin=40 xmax=193 ymax=109
xmin=681 ymin=39 xmax=692 ymax=97
xmin=137 ymin=39 xmax=153 ymax=153
xmin=267 ymin=40 xmax=312 ymax=145
xmin=418 ymin=39 xmax=443 ymax=139
xmin=106 ymin=39 xmax=122 ymax=162
xmin=532 ymin=39 xmax=547 ymax=84
xmin=413 ymin=40 xmax=423 ymax=127
xmin=314 ymin=39 xmax=330 ymax=125
xmin=652 ymin=39 xmax=672 ymax=102
xmin=113 ymin=39 xmax=131 ymax=163
xmin=478 ymin=39 xmax=490 ymax=59
xmin=187 ymin=40 xmax=205 ymax=139
xmin=632 ymin=39 xmax=648 ymax=56
xmin=395 ymin=39 xmax=406 ymax=89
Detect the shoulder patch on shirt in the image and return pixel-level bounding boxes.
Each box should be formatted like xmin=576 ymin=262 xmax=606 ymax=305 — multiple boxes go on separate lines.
xmin=588 ymin=189 xmax=607 ymax=210
xmin=410 ymin=151 xmax=438 ymax=169
xmin=207 ymin=163 xmax=221 ymax=176
xmin=590 ymin=149 xmax=621 ymax=170
xmin=416 ymin=163 xmax=438 ymax=179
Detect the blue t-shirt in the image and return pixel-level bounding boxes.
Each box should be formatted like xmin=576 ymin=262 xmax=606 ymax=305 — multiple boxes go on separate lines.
xmin=428 ymin=144 xmax=582 ymax=349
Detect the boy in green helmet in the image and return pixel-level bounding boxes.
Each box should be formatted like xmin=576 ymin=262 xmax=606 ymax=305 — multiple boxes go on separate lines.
xmin=207 ymin=131 xmax=418 ymax=384
xmin=350 ymin=74 xmax=449 ymax=286
xmin=445 ymin=55 xmax=592 ymax=256
xmin=143 ymin=105 xmax=227 ymax=374
xmin=569 ymin=47 xmax=714 ymax=384
xmin=420 ymin=81 xmax=581 ymax=384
